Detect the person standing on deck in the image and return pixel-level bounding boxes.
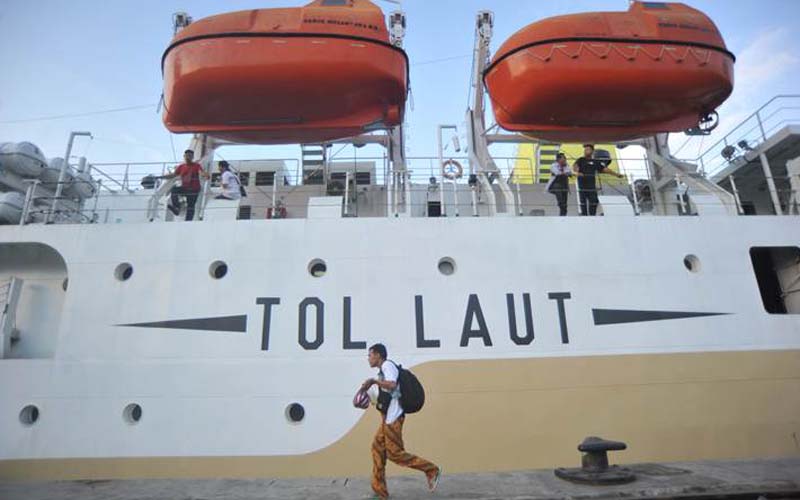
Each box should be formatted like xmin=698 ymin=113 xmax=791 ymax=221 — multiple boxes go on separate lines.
xmin=161 ymin=149 xmax=208 ymax=221
xmin=546 ymin=152 xmax=572 ymax=216
xmin=574 ymin=144 xmax=624 ymax=216
xmin=361 ymin=343 xmax=441 ymax=500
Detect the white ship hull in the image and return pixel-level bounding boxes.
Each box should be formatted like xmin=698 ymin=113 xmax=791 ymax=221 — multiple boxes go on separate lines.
xmin=1 ymin=215 xmax=798 ymax=479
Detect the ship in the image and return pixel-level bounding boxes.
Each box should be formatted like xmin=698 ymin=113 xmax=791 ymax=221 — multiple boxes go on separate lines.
xmin=1 ymin=0 xmax=798 ymax=483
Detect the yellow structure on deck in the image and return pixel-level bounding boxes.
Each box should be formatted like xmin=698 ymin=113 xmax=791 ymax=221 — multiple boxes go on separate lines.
xmin=512 ymin=143 xmax=625 ymax=185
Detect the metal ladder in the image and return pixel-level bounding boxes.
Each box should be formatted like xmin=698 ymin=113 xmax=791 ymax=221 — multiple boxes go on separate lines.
xmin=301 ymin=144 xmax=327 ymax=185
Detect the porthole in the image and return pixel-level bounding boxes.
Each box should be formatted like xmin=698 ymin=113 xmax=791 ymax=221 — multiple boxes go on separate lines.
xmin=19 ymin=405 xmax=39 ymax=426
xmin=683 ymin=254 xmax=700 ymax=273
xmin=62 ymin=278 xmax=69 ymax=291
xmin=123 ymin=403 xmax=142 ymax=424
xmin=114 ymin=263 xmax=133 ymax=281
xmin=285 ymin=403 xmax=305 ymax=423
xmin=209 ymin=260 xmax=228 ymax=279
xmin=438 ymin=257 xmax=456 ymax=276
xmin=308 ymin=259 xmax=327 ymax=278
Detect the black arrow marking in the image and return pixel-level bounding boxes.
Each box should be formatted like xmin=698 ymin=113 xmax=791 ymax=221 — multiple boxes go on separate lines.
xmin=593 ymin=309 xmax=730 ymax=326
xmin=118 ymin=315 xmax=247 ymax=333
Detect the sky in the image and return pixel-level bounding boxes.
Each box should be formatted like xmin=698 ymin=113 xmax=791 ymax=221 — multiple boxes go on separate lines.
xmin=1 ymin=0 xmax=799 ymax=176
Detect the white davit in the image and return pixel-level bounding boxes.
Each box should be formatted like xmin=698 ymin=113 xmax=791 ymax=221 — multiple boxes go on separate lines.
xmin=0 ymin=142 xmax=47 ymax=178
xmin=0 ymin=191 xmax=25 ymax=224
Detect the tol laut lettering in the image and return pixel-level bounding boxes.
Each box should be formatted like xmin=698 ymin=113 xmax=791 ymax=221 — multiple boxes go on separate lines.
xmin=255 ymin=292 xmax=573 ymax=351
xmin=415 ymin=292 xmax=572 ymax=348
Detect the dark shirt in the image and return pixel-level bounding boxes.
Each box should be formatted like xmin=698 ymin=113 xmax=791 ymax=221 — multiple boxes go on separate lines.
xmin=575 ymin=157 xmax=604 ymax=191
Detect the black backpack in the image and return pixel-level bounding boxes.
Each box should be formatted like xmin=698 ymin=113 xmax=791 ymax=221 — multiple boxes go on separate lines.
xmin=392 ymin=361 xmax=425 ymax=414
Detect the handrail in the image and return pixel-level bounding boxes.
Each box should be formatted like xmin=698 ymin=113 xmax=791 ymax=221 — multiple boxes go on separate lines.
xmin=89 ymin=165 xmax=128 ymax=192
xmin=698 ymin=94 xmax=800 ymax=158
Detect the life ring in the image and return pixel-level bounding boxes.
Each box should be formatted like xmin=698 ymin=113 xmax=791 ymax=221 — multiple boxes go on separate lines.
xmin=442 ymin=159 xmax=463 ymax=180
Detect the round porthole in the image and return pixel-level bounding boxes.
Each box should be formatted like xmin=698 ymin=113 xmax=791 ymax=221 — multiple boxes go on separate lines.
xmin=209 ymin=261 xmax=228 ymax=279
xmin=438 ymin=257 xmax=456 ymax=276
xmin=123 ymin=403 xmax=142 ymax=424
xmin=308 ymin=259 xmax=327 ymax=278
xmin=19 ymin=405 xmax=39 ymax=426
xmin=285 ymin=403 xmax=305 ymax=423
xmin=114 ymin=263 xmax=133 ymax=281
xmin=683 ymin=254 xmax=701 ymax=273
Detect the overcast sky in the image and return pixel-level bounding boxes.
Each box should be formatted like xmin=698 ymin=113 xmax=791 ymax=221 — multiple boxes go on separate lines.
xmin=1 ymin=0 xmax=798 ymax=174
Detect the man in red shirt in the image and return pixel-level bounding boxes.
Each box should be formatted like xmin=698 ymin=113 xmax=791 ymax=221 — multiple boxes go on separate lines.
xmin=161 ymin=149 xmax=208 ymax=221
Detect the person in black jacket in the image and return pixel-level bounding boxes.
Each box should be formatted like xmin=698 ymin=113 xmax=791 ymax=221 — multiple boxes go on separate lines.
xmin=573 ymin=144 xmax=624 ymax=216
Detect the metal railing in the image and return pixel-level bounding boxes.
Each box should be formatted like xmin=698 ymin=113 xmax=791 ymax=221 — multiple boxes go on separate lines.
xmin=19 ymin=148 xmax=798 ymax=223
xmin=679 ymin=95 xmax=800 ymax=178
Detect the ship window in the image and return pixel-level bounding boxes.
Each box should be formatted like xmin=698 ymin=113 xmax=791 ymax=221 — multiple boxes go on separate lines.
xmin=330 ymin=172 xmax=371 ymax=185
xmin=286 ymin=403 xmax=305 ymax=423
xmin=115 ymin=263 xmax=133 ymax=282
xmin=683 ymin=254 xmax=700 ymax=273
xmin=642 ymin=2 xmax=669 ymax=9
xmin=438 ymin=257 xmax=456 ymax=276
xmin=123 ymin=403 xmax=142 ymax=424
xmin=321 ymin=0 xmax=347 ymax=5
xmin=209 ymin=261 xmax=228 ymax=280
xmin=355 ymin=172 xmax=371 ymax=185
xmin=750 ymin=247 xmax=800 ymax=314
xmin=255 ymin=171 xmax=275 ymax=186
xmin=239 ymin=172 xmax=250 ymax=186
xmin=237 ymin=206 xmax=251 ymax=220
xmin=210 ymin=173 xmax=222 ymax=187
xmin=20 ymin=405 xmax=39 ymax=426
xmin=308 ymin=259 xmax=327 ymax=278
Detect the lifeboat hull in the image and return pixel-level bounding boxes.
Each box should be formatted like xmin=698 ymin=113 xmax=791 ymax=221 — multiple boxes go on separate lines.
xmin=484 ymin=1 xmax=735 ymax=142
xmin=0 ymin=142 xmax=47 ymax=178
xmin=162 ymin=2 xmax=408 ymax=145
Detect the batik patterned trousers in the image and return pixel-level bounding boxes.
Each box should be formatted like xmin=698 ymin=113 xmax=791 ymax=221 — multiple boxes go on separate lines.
xmin=371 ymin=415 xmax=438 ymax=499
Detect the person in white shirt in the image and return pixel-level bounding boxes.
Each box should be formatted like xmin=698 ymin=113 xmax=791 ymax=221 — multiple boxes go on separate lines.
xmin=214 ymin=161 xmax=242 ymax=200
xmin=546 ymin=152 xmax=572 ymax=216
xmin=361 ymin=343 xmax=440 ymax=499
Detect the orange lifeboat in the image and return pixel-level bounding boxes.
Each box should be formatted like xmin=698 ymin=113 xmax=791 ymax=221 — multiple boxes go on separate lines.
xmin=484 ymin=1 xmax=735 ymax=142
xmin=162 ymin=0 xmax=408 ymax=145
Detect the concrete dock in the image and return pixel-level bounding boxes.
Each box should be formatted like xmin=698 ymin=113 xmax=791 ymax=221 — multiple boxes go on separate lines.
xmin=1 ymin=458 xmax=799 ymax=499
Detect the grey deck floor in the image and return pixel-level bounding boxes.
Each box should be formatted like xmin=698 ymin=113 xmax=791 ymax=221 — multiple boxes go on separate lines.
xmin=1 ymin=458 xmax=799 ymax=500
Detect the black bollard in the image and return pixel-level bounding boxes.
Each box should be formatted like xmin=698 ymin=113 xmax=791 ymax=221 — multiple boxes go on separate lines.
xmin=554 ymin=436 xmax=636 ymax=485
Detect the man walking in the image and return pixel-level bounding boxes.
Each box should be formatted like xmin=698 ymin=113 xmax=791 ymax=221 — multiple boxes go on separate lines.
xmin=574 ymin=144 xmax=624 ymax=216
xmin=362 ymin=343 xmax=440 ymax=499
xmin=161 ymin=149 xmax=208 ymax=221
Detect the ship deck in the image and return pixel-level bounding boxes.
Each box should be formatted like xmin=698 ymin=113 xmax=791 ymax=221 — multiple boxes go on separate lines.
xmin=2 ymin=457 xmax=798 ymax=499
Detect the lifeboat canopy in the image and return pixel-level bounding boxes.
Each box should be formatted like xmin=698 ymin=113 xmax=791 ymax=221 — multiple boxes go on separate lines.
xmin=162 ymin=0 xmax=409 ymax=145
xmin=484 ymin=1 xmax=735 ymax=142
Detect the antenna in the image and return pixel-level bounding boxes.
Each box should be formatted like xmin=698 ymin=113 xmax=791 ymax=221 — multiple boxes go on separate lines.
xmin=388 ymin=10 xmax=406 ymax=47
xmin=172 ymin=12 xmax=193 ymax=35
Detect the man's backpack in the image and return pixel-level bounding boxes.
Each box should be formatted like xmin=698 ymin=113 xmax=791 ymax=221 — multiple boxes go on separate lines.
xmin=392 ymin=361 xmax=425 ymax=414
